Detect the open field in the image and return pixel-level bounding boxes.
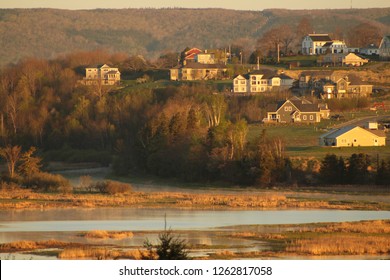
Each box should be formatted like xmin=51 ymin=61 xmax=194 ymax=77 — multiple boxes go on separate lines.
xmin=248 ymin=112 xmax=390 ymax=159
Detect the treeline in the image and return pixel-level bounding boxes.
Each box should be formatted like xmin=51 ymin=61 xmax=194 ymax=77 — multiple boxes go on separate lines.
xmin=1 ymin=8 xmax=390 ymax=65
xmin=320 ymin=153 xmax=390 ymax=185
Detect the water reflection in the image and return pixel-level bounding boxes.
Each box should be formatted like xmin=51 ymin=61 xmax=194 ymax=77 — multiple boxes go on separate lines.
xmin=0 ymin=209 xmax=389 ymax=232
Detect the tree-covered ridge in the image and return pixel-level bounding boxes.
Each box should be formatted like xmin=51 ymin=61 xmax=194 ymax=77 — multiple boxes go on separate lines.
xmin=0 ymin=7 xmax=390 ymax=65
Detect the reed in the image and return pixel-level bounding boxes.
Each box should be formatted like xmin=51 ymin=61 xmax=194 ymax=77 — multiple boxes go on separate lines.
xmin=58 ymin=248 xmax=141 ymax=260
xmin=83 ymin=230 xmax=134 ymax=239
xmin=287 ymin=235 xmax=390 ymax=255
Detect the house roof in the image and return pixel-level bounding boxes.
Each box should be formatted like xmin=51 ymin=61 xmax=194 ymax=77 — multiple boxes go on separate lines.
xmin=290 ymin=97 xmax=320 ymax=112
xmin=273 ymin=96 xmax=321 ymax=113
xmin=320 ymin=126 xmax=386 ymax=139
xmin=344 ymin=53 xmax=367 ymax=60
xmin=347 ymin=75 xmax=371 ymax=86
xmin=322 ymin=42 xmax=333 ymax=48
xmin=308 ymin=34 xmax=332 ymax=42
xmin=233 ymin=74 xmax=247 ymax=80
xmin=106 ymin=70 xmax=119 ymax=74
xmin=185 ymin=48 xmax=202 ymax=55
xmin=249 ymin=69 xmax=277 ymax=79
xmin=277 ymin=73 xmax=294 ymax=80
xmin=182 ymin=61 xmax=227 ymax=69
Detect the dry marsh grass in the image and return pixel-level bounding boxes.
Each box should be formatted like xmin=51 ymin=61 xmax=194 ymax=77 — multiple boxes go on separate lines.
xmin=0 ymin=188 xmax=389 ymax=211
xmin=83 ymin=230 xmax=134 ymax=239
xmin=0 ymin=240 xmax=76 ymax=252
xmin=287 ymin=236 xmax=390 ymax=255
xmin=58 ymin=248 xmax=142 ymax=260
xmin=313 ymin=220 xmax=390 ymax=234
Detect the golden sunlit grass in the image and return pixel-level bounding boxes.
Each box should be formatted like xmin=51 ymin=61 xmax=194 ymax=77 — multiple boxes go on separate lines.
xmin=0 ymin=240 xmax=76 ymax=252
xmin=83 ymin=230 xmax=134 ymax=239
xmin=287 ymin=236 xmax=390 ymax=255
xmin=313 ymin=220 xmax=390 ymax=234
xmin=1 ymin=188 xmax=386 ymax=210
xmin=58 ymin=248 xmax=142 ymax=260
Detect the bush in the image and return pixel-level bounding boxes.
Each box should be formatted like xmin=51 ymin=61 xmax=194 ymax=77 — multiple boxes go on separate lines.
xmin=23 ymin=172 xmax=72 ymax=193
xmin=92 ymin=180 xmax=132 ymax=195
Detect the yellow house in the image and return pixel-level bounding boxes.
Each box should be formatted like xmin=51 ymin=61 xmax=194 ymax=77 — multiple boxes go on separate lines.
xmin=319 ymin=126 xmax=386 ymax=147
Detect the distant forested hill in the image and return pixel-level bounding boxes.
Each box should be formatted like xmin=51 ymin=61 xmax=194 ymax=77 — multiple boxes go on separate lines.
xmin=0 ymin=8 xmax=390 ymax=66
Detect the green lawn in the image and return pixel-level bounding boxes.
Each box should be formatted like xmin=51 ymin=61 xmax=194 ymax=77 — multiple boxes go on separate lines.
xmin=248 ymin=123 xmax=390 ymax=160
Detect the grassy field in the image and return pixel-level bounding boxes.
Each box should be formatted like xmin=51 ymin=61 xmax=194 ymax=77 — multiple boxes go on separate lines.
xmin=248 ymin=112 xmax=390 ymax=160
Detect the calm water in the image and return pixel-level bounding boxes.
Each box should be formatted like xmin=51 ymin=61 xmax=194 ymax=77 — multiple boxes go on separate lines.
xmin=0 ymin=208 xmax=389 ymax=232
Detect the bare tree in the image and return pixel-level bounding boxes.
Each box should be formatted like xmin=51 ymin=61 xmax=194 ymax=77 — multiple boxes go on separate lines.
xmin=347 ymin=23 xmax=382 ymax=47
xmin=0 ymin=145 xmax=22 ymax=178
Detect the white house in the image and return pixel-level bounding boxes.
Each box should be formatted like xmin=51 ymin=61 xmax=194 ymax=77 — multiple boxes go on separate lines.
xmin=233 ymin=74 xmax=249 ymax=93
xmin=302 ymin=34 xmax=333 ymax=55
xmin=321 ymin=40 xmax=348 ymax=54
xmin=84 ymin=64 xmax=121 ymax=85
xmin=233 ymin=71 xmax=294 ymax=93
xmin=379 ymin=36 xmax=390 ymax=58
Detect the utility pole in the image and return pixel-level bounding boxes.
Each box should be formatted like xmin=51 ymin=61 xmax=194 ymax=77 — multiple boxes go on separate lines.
xmin=277 ymin=43 xmax=280 ymax=63
xmin=257 ymin=56 xmax=260 ymax=70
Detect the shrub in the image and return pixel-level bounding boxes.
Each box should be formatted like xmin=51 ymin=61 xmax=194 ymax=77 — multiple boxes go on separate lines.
xmin=23 ymin=172 xmax=72 ymax=193
xmin=92 ymin=180 xmax=132 ymax=195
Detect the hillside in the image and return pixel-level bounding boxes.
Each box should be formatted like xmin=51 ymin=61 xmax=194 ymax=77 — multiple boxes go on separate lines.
xmin=0 ymin=8 xmax=390 ymax=66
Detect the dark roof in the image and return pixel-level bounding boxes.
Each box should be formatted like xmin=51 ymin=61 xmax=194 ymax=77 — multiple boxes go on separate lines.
xmin=345 ymin=75 xmax=371 ymax=86
xmin=322 ymin=42 xmax=333 ymax=48
xmin=277 ymin=73 xmax=294 ymax=80
xmin=106 ymin=70 xmax=119 ymax=74
xmin=249 ymin=69 xmax=277 ymax=79
xmin=182 ymin=61 xmax=227 ymax=69
xmin=288 ymin=97 xmax=320 ymax=112
xmin=308 ymin=34 xmax=332 ymax=41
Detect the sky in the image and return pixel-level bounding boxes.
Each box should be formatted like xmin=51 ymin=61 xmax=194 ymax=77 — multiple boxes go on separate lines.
xmin=0 ymin=0 xmax=389 ymax=10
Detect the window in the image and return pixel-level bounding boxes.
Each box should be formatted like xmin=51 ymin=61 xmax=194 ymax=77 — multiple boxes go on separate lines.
xmin=310 ymin=115 xmax=314 ymax=120
xmin=303 ymin=115 xmax=307 ymax=120
xmin=234 ymin=80 xmax=238 ymax=84
xmin=284 ymin=106 xmax=292 ymax=111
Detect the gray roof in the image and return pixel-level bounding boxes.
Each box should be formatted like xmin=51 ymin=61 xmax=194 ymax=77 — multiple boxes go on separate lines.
xmin=321 ymin=126 xmax=386 ymax=139
xmin=289 ymin=97 xmax=320 ymax=112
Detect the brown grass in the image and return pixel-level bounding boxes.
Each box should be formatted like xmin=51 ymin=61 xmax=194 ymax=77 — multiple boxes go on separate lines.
xmin=58 ymin=248 xmax=142 ymax=260
xmin=83 ymin=230 xmax=134 ymax=239
xmin=287 ymin=236 xmax=390 ymax=255
xmin=0 ymin=240 xmax=77 ymax=252
xmin=313 ymin=220 xmax=390 ymax=234
xmin=0 ymin=188 xmax=388 ymax=210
